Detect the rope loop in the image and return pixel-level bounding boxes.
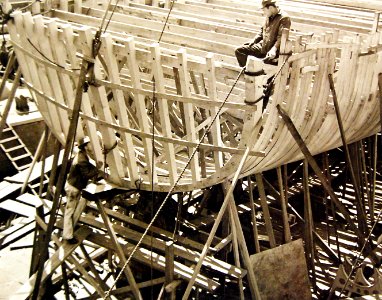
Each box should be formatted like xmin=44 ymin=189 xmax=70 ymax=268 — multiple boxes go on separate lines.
xmin=102 ymin=141 xmax=118 ymax=155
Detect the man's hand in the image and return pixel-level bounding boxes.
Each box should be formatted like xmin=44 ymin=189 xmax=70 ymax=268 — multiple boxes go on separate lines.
xmin=265 ymin=48 xmax=277 ymax=60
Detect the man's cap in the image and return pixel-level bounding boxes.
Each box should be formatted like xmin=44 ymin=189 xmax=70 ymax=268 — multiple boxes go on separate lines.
xmin=262 ymin=0 xmax=277 ymax=7
xmin=78 ymin=136 xmax=90 ymax=148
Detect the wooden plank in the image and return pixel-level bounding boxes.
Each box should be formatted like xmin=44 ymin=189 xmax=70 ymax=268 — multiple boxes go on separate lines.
xmin=10 ymin=227 xmax=91 ymax=300
xmin=0 ymin=218 xmax=35 ymax=250
xmin=80 ymin=214 xmax=246 ymax=280
xmin=0 ymin=199 xmax=36 ymax=217
xmin=16 ymin=193 xmax=45 ymax=208
xmin=86 ymin=232 xmax=220 ymax=292
xmin=0 ymin=181 xmax=22 ymax=200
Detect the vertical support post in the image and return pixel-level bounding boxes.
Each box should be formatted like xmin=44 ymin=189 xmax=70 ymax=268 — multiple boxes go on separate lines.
xmin=38 ymin=125 xmax=50 ymax=197
xmin=329 ymin=73 xmax=367 ymax=233
xmin=323 ymin=152 xmax=342 ymax=260
xmin=226 ymin=187 xmax=244 ymax=300
xmin=255 ymin=173 xmax=276 ymax=248
xmin=165 ymin=241 xmax=176 ymax=300
xmin=360 ymin=141 xmax=371 ymax=218
xmin=29 ymin=203 xmax=45 ymax=276
xmin=32 ymin=57 xmax=89 ymax=300
xmin=61 ymin=264 xmax=70 ymax=300
xmin=79 ymin=244 xmax=110 ymax=292
xmin=277 ymin=104 xmax=376 ymax=262
xmin=303 ymin=160 xmax=316 ymax=289
xmin=96 ymin=198 xmax=142 ymax=300
xmin=59 ymin=0 xmax=69 ymax=11
xmin=248 ymin=176 xmax=260 ymax=253
xmin=74 ymin=0 xmax=82 ymax=13
xmin=277 ymin=166 xmax=291 ymax=243
xmin=371 ymin=134 xmax=378 ymax=221
xmin=181 ymin=145 xmax=260 ymax=300
xmin=372 ymin=12 xmax=381 ymax=33
xmin=378 ymin=73 xmax=382 ymax=150
xmin=20 ymin=127 xmax=47 ymax=194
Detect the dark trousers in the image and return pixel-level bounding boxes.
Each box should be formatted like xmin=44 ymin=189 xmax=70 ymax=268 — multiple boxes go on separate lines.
xmin=235 ymin=43 xmax=265 ymax=67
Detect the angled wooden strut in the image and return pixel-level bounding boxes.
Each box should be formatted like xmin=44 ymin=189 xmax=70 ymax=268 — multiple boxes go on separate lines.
xmin=96 ymin=198 xmax=143 ymax=300
xmin=378 ymin=73 xmax=382 ymax=149
xmin=32 ymin=56 xmax=90 ymax=299
xmin=276 ymin=104 xmax=377 ymax=262
xmin=182 ymin=142 xmax=261 ymax=300
xmin=328 ymin=73 xmax=367 ymax=233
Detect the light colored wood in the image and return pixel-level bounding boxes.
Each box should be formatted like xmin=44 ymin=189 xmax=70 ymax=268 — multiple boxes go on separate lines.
xmin=10 ymin=227 xmax=91 ymax=300
xmin=6 ymin=0 xmax=382 ymax=192
xmin=47 ymin=20 xmax=85 ymax=139
xmin=79 ymin=28 xmax=125 ymax=184
xmin=95 ymin=199 xmax=142 ymax=300
xmin=125 ymin=37 xmax=158 ymax=182
xmin=150 ymin=43 xmax=178 ymax=185
xmin=102 ymin=34 xmax=139 ymax=182
xmin=255 ymin=173 xmax=276 ymax=248
xmin=176 ymin=49 xmax=201 ymax=182
xmin=206 ymin=53 xmax=224 ymax=170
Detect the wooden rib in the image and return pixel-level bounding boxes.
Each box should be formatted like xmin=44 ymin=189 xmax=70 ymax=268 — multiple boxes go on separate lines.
xmin=9 ymin=12 xmax=53 ymax=134
xmin=23 ymin=13 xmax=65 ymax=139
xmin=79 ymin=27 xmax=125 ymax=184
xmin=125 ymin=37 xmax=157 ymax=183
xmin=46 ymin=20 xmax=85 ymax=139
xmin=176 ymin=48 xmax=201 ymax=182
xmin=205 ymin=53 xmax=224 ymax=170
xmin=34 ymin=16 xmax=70 ymax=137
xmin=102 ymin=33 xmax=139 ymax=182
xmin=61 ymin=25 xmax=104 ymax=166
xmin=150 ymin=43 xmax=178 ymax=185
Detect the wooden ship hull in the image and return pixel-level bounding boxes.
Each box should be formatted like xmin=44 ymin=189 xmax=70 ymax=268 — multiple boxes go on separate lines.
xmin=4 ymin=0 xmax=382 ymax=193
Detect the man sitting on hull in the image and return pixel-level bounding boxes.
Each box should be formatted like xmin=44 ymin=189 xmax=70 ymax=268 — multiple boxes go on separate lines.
xmin=235 ymin=0 xmax=291 ymax=68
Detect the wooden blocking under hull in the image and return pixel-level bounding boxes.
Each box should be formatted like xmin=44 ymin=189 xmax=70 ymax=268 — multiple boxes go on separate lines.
xmin=250 ymin=239 xmax=312 ymax=299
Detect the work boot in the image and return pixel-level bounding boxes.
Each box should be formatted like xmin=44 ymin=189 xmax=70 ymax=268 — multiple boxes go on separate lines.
xmin=15 ymin=95 xmax=30 ymax=115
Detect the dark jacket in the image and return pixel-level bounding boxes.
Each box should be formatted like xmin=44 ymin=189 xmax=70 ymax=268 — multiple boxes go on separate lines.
xmin=253 ymin=10 xmax=291 ymax=55
xmin=67 ymin=150 xmax=99 ymax=190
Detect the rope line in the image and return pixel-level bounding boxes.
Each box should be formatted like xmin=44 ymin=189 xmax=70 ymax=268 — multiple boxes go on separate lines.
xmin=104 ymin=66 xmax=246 ymax=299
xmin=26 ymin=38 xmax=81 ymax=71
xmin=104 ymin=1 xmax=180 ymax=295
xmin=158 ymin=0 xmax=176 ymax=43
xmin=103 ymin=0 xmax=120 ymax=34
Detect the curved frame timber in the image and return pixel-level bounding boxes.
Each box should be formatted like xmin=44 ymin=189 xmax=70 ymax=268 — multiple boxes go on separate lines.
xmin=6 ymin=3 xmax=382 ymax=192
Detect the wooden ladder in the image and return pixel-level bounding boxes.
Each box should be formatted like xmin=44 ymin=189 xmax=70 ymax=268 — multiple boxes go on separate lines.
xmin=0 ymin=123 xmax=49 ymax=196
xmin=0 ymin=122 xmax=33 ymax=171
